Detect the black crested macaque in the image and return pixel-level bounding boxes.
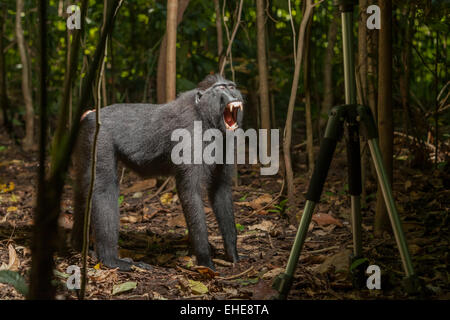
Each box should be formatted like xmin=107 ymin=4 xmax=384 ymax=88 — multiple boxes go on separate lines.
xmin=72 ymin=74 xmax=244 ymax=271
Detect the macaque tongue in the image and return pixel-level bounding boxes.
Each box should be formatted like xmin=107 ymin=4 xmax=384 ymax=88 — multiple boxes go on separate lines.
xmin=224 ymin=109 xmax=234 ymax=125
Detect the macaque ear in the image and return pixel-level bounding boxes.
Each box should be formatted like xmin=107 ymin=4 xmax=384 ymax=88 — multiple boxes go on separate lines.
xmin=195 ymin=91 xmax=203 ymax=104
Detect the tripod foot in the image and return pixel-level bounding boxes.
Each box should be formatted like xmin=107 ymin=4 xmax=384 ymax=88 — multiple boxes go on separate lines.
xmin=349 ymin=254 xmax=369 ymax=289
xmin=272 ymin=273 xmax=293 ymax=300
xmin=403 ymin=274 xmax=420 ymax=295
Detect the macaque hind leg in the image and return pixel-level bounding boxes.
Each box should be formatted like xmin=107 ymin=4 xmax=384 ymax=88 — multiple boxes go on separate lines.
xmin=90 ymin=149 xmax=151 ymax=271
xmin=176 ymin=171 xmax=214 ymax=270
xmin=208 ymin=166 xmax=239 ymax=262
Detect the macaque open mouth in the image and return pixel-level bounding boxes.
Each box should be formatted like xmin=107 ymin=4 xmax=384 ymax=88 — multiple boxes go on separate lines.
xmin=223 ymin=101 xmax=243 ymax=130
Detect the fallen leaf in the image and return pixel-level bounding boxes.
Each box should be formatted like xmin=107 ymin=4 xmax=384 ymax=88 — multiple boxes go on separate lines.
xmin=132 ymin=192 xmax=143 ymax=198
xmin=160 ymin=192 xmax=174 ymax=205
xmin=315 ymin=249 xmax=351 ymax=274
xmin=7 ymin=245 xmax=19 ymax=271
xmin=194 ymin=266 xmax=219 ymax=278
xmin=167 ymin=214 xmax=186 ymax=227
xmin=58 ymin=213 xmax=73 ymax=229
xmin=223 ymin=287 xmax=238 ymax=296
xmin=248 ymin=220 xmax=274 ymax=232
xmin=152 ymin=291 xmax=168 ymax=300
xmin=0 ymin=245 xmax=19 ymax=271
xmin=236 ymin=194 xmax=272 ymax=210
xmin=112 ymin=281 xmax=137 ymax=295
xmin=188 ymin=279 xmax=208 ymax=295
xmin=6 ymin=206 xmax=17 ymax=212
xmin=156 ymin=253 xmax=173 ymax=265
xmin=312 ymin=213 xmax=343 ymax=227
xmin=262 ymin=267 xmax=284 ymax=280
xmin=120 ymin=215 xmax=140 ymax=223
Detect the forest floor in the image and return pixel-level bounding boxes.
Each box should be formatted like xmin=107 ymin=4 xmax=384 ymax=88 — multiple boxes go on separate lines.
xmin=0 ymin=128 xmax=448 ymax=300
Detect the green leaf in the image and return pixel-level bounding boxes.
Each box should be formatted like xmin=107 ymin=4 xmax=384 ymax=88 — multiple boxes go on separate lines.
xmin=350 ymin=258 xmax=368 ymax=272
xmin=235 ymin=277 xmax=259 ymax=286
xmin=54 ymin=270 xmax=70 ymax=279
xmin=0 ymin=270 xmax=29 ymax=296
xmin=235 ymin=223 xmax=245 ymax=232
xmin=118 ymin=195 xmax=124 ymax=205
xmin=239 ymin=194 xmax=248 ymax=201
xmin=112 ymin=281 xmax=137 ymax=295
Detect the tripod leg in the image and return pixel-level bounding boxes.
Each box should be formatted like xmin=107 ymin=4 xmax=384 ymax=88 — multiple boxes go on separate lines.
xmin=346 ymin=123 xmax=368 ymax=287
xmin=367 ymin=139 xmax=418 ymax=292
xmin=272 ymin=106 xmax=344 ymax=299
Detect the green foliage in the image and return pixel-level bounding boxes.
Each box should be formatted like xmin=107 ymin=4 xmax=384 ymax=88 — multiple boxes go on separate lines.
xmin=235 ymin=223 xmax=245 ymax=232
xmin=268 ymin=198 xmax=288 ymax=214
xmin=0 ymin=270 xmax=29 ymax=297
xmin=0 ymin=0 xmax=447 ymax=146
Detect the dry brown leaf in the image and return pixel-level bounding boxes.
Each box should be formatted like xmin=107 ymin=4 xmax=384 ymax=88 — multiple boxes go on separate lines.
xmin=312 ymin=213 xmax=343 ymax=227
xmin=0 ymin=244 xmax=20 ymax=271
xmin=120 ymin=215 xmax=140 ymax=223
xmin=261 ymin=267 xmax=284 ymax=280
xmin=315 ymin=249 xmax=351 ymax=274
xmin=167 ymin=214 xmax=186 ymax=227
xmin=58 ymin=213 xmax=73 ymax=229
xmin=248 ymin=220 xmax=274 ymax=232
xmin=194 ymin=266 xmax=219 ymax=278
xmin=236 ymin=194 xmax=272 ymax=210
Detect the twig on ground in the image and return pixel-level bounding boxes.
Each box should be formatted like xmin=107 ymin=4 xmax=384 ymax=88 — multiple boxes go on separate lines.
xmin=217 ymin=266 xmax=254 ymax=280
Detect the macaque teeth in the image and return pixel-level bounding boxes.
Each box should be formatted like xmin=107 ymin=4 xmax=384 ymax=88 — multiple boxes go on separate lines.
xmin=227 ymin=101 xmax=243 ymax=111
xmin=224 ymin=120 xmax=239 ymax=131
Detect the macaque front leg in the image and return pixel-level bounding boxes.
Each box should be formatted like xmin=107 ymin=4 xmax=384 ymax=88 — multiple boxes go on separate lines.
xmin=208 ymin=170 xmax=239 ymax=263
xmin=176 ymin=172 xmax=214 ymax=269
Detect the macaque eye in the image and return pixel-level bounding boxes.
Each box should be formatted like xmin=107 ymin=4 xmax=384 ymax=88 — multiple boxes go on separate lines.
xmin=229 ymin=85 xmax=235 ymax=90
xmin=218 ymin=85 xmax=226 ymax=90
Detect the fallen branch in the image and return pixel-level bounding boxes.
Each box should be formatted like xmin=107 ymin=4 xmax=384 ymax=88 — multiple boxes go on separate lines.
xmin=217 ymin=266 xmax=254 ymax=280
xmin=148 ymin=177 xmax=173 ymax=202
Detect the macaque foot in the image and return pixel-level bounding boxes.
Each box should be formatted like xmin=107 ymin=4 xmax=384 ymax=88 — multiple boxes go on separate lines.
xmin=102 ymin=257 xmax=152 ymax=271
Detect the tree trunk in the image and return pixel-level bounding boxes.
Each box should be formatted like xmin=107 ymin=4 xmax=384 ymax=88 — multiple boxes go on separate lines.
xmin=157 ymin=0 xmax=189 ymax=103
xmin=319 ymin=12 xmax=338 ymax=134
xmin=29 ymin=0 xmax=121 ymax=299
xmin=367 ymin=0 xmax=378 ymax=119
xmin=0 ymin=5 xmax=10 ymax=130
xmin=213 ymin=0 xmax=224 ymax=67
xmin=283 ymin=0 xmax=316 ymax=214
xmin=358 ymin=0 xmax=369 ymax=206
xmin=375 ymin=0 xmax=393 ymax=235
xmin=399 ymin=5 xmax=412 ymax=134
xmin=357 ymin=0 xmax=368 ymax=105
xmin=256 ymin=0 xmax=271 ymax=141
xmin=303 ymin=5 xmax=314 ymax=173
xmin=165 ymin=0 xmax=178 ymax=102
xmin=16 ymin=0 xmax=34 ymax=151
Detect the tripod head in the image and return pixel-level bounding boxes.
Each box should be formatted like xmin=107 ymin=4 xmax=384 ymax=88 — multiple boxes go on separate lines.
xmin=333 ymin=0 xmax=357 ymax=12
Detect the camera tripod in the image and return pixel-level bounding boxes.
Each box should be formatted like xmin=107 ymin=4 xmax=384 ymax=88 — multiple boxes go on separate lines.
xmin=272 ymin=0 xmax=418 ymax=299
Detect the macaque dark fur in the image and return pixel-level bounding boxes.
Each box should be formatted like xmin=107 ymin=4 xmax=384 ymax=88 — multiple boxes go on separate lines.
xmin=72 ymin=74 xmax=244 ymax=271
